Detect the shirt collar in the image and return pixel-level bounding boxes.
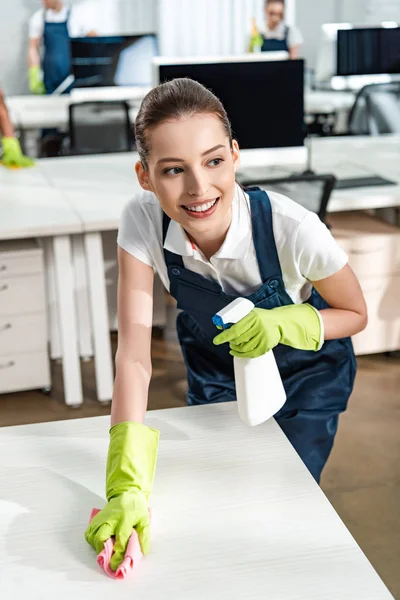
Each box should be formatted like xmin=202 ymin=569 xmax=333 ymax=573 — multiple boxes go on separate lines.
xmin=163 ymin=183 xmax=251 ymax=260
xmin=264 ymin=21 xmax=286 ymax=38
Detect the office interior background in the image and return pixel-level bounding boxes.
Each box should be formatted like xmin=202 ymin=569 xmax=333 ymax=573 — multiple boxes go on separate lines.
xmin=0 ymin=0 xmax=399 ymax=598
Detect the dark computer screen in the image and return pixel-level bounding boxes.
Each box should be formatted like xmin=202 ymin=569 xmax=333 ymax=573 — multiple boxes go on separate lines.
xmin=71 ymin=34 xmax=158 ymax=87
xmin=337 ymin=27 xmax=400 ymax=76
xmin=158 ymin=59 xmax=305 ymax=150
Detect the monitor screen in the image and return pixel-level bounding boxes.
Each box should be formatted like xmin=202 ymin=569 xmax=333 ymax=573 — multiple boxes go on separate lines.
xmin=71 ymin=34 xmax=158 ymax=87
xmin=337 ymin=27 xmax=400 ymax=76
xmin=158 ymin=59 xmax=304 ymax=150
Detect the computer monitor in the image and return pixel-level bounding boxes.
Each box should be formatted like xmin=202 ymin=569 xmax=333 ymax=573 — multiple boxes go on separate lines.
xmin=153 ymin=54 xmax=305 ymax=165
xmin=71 ymin=34 xmax=158 ymax=88
xmin=337 ymin=26 xmax=400 ymax=76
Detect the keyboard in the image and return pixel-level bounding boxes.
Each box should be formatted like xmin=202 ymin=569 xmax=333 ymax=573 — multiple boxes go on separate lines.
xmin=335 ymin=175 xmax=397 ymax=190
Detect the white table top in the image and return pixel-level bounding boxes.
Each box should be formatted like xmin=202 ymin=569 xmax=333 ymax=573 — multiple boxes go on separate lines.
xmin=1 ymin=136 xmax=399 ymax=238
xmin=0 ymin=183 xmax=82 ymax=239
xmin=39 ymin=135 xmax=400 ymax=231
xmin=0 ymin=403 xmax=393 ymax=599
xmin=6 ymin=89 xmax=355 ymax=131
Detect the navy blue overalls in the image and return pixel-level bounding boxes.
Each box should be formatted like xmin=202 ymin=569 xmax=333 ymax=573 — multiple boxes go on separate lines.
xmin=42 ymin=8 xmax=72 ymax=94
xmin=163 ymin=188 xmax=356 ymax=483
xmin=261 ymin=26 xmax=289 ymax=53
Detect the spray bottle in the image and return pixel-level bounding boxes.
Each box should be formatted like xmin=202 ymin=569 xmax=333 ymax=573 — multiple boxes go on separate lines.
xmin=249 ymin=17 xmax=263 ymax=53
xmin=213 ymin=298 xmax=286 ymax=426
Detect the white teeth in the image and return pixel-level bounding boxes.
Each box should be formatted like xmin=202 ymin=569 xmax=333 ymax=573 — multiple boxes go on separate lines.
xmin=186 ymin=198 xmax=218 ymax=212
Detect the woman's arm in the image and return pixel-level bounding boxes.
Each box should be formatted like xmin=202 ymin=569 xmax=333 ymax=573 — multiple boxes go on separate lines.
xmin=111 ymin=247 xmax=155 ymax=426
xmin=312 ymin=264 xmax=368 ymax=340
xmin=0 ymin=90 xmax=15 ymax=138
xmin=289 ymin=45 xmax=301 ymax=59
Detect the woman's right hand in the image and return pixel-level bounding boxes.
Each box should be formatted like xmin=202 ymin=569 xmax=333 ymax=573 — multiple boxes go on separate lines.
xmin=85 ymin=490 xmax=151 ymax=570
xmin=84 ymin=421 xmax=160 ymax=571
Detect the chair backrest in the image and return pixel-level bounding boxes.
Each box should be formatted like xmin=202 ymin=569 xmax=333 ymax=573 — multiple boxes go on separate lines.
xmin=68 ymin=100 xmax=134 ymax=155
xmin=348 ymin=82 xmax=400 ymax=136
xmin=240 ymin=173 xmax=337 ymax=223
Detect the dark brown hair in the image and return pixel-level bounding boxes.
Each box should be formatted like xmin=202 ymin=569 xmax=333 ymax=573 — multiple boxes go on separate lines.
xmin=134 ymin=78 xmax=233 ymax=169
xmin=265 ymin=0 xmax=284 ymax=6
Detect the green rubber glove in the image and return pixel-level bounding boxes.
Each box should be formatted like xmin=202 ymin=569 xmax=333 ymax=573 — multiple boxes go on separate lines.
xmin=85 ymin=421 xmax=159 ymax=571
xmin=213 ymin=304 xmax=322 ymax=358
xmin=1 ymin=137 xmax=35 ymax=168
xmin=29 ymin=66 xmax=46 ymax=95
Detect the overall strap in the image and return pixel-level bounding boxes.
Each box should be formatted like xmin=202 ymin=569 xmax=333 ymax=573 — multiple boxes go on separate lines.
xmin=246 ymin=187 xmax=283 ymax=282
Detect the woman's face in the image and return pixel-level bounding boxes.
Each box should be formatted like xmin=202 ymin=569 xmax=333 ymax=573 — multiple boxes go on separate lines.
xmin=136 ymin=113 xmax=240 ymax=239
xmin=265 ymin=2 xmax=284 ymax=29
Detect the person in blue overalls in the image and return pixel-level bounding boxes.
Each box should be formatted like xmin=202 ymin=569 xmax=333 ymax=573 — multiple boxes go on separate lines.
xmin=28 ymin=0 xmax=96 ymax=95
xmin=84 ymin=78 xmax=367 ymax=572
xmin=259 ymin=0 xmax=303 ymax=59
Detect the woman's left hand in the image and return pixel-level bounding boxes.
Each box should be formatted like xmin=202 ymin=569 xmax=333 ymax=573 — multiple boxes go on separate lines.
xmin=213 ymin=304 xmax=322 ymax=358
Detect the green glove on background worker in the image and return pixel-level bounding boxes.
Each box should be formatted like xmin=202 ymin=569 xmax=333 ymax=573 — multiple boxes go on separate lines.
xmin=213 ymin=303 xmax=322 ymax=358
xmin=28 ymin=65 xmax=46 ymax=95
xmin=85 ymin=421 xmax=159 ymax=571
xmin=1 ymin=137 xmax=35 ymax=168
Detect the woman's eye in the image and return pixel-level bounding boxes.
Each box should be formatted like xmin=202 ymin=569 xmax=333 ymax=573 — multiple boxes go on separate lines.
xmin=208 ymin=158 xmax=224 ymax=167
xmin=163 ymin=167 xmax=183 ymax=176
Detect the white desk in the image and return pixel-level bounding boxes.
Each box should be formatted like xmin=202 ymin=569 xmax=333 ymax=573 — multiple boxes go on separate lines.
xmin=0 ymin=403 xmax=393 ymax=599
xmin=0 ymin=181 xmax=83 ymax=406
xmin=7 ymin=89 xmax=356 ymax=134
xmin=36 ymin=135 xmax=400 ymax=403
xmin=2 ymin=136 xmax=399 ymax=406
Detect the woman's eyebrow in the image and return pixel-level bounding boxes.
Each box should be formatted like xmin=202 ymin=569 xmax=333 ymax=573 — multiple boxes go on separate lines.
xmin=156 ymin=144 xmax=226 ymax=165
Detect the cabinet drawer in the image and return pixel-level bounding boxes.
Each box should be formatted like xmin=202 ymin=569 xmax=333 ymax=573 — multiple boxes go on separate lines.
xmin=0 ymin=351 xmax=50 ymax=394
xmin=0 ymin=239 xmax=43 ymax=279
xmin=330 ymin=212 xmax=400 ymax=278
xmin=0 ymin=275 xmax=46 ymax=316
xmin=352 ymin=275 xmax=400 ymax=355
xmin=0 ymin=254 xmax=44 ymax=279
xmin=0 ymin=313 xmax=47 ymax=356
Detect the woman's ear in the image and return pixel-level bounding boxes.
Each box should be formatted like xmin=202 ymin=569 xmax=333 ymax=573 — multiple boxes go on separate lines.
xmin=231 ymin=139 xmax=240 ymax=172
xmin=135 ymin=161 xmax=154 ymax=191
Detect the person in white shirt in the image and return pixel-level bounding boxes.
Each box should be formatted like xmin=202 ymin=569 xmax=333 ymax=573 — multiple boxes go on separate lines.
xmin=28 ymin=0 xmax=96 ymax=94
xmin=84 ymin=78 xmax=367 ymax=572
xmin=261 ymin=0 xmax=303 ymax=59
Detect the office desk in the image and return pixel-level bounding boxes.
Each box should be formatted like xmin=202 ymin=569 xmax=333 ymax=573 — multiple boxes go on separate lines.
xmin=0 ymin=181 xmax=83 ymax=406
xmin=39 ymin=135 xmax=400 ymax=401
xmin=2 ymin=136 xmax=399 ymax=405
xmin=7 ymin=90 xmax=356 ymax=135
xmin=0 ymin=403 xmax=394 ymax=599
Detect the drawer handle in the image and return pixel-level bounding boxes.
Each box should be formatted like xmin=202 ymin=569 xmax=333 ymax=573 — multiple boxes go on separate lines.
xmin=0 ymin=265 xmax=6 ymax=272
xmin=0 ymin=284 xmax=8 ymax=292
xmin=0 ymin=360 xmax=15 ymax=369
xmin=0 ymin=323 xmax=11 ymax=333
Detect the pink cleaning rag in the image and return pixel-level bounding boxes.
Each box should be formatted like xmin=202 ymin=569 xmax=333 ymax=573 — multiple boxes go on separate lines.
xmin=89 ymin=508 xmax=145 ymax=579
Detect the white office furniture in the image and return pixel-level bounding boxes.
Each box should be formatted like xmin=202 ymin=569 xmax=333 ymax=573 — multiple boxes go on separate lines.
xmin=0 ymin=183 xmax=83 ymax=407
xmin=1 ymin=136 xmax=399 ymax=405
xmin=6 ymin=89 xmax=356 ymax=137
xmin=0 ymin=239 xmax=50 ymax=394
xmin=0 ymin=403 xmax=394 ymax=599
xmin=329 ymin=212 xmax=400 ymax=355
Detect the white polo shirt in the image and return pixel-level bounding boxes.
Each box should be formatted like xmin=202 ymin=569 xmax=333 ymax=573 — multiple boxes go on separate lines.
xmin=117 ymin=184 xmax=348 ymax=305
xmin=29 ymin=5 xmax=92 ymax=39
xmin=264 ymin=21 xmax=303 ymax=49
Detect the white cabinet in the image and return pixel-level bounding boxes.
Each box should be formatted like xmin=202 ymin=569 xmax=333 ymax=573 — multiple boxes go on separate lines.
xmin=0 ymin=239 xmax=50 ymax=394
xmin=329 ymin=211 xmax=400 ymax=355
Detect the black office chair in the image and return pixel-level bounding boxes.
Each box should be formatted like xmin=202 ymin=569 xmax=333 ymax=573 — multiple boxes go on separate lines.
xmin=65 ymin=100 xmax=135 ymax=155
xmin=348 ymin=82 xmax=400 ymax=136
xmin=239 ymin=173 xmax=337 ymax=224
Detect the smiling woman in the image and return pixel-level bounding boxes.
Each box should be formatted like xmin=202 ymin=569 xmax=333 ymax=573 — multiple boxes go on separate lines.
xmin=84 ymin=77 xmax=367 ymax=572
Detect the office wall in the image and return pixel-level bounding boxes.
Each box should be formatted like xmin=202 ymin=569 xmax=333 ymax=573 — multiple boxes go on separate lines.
xmin=0 ymin=0 xmax=156 ymax=95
